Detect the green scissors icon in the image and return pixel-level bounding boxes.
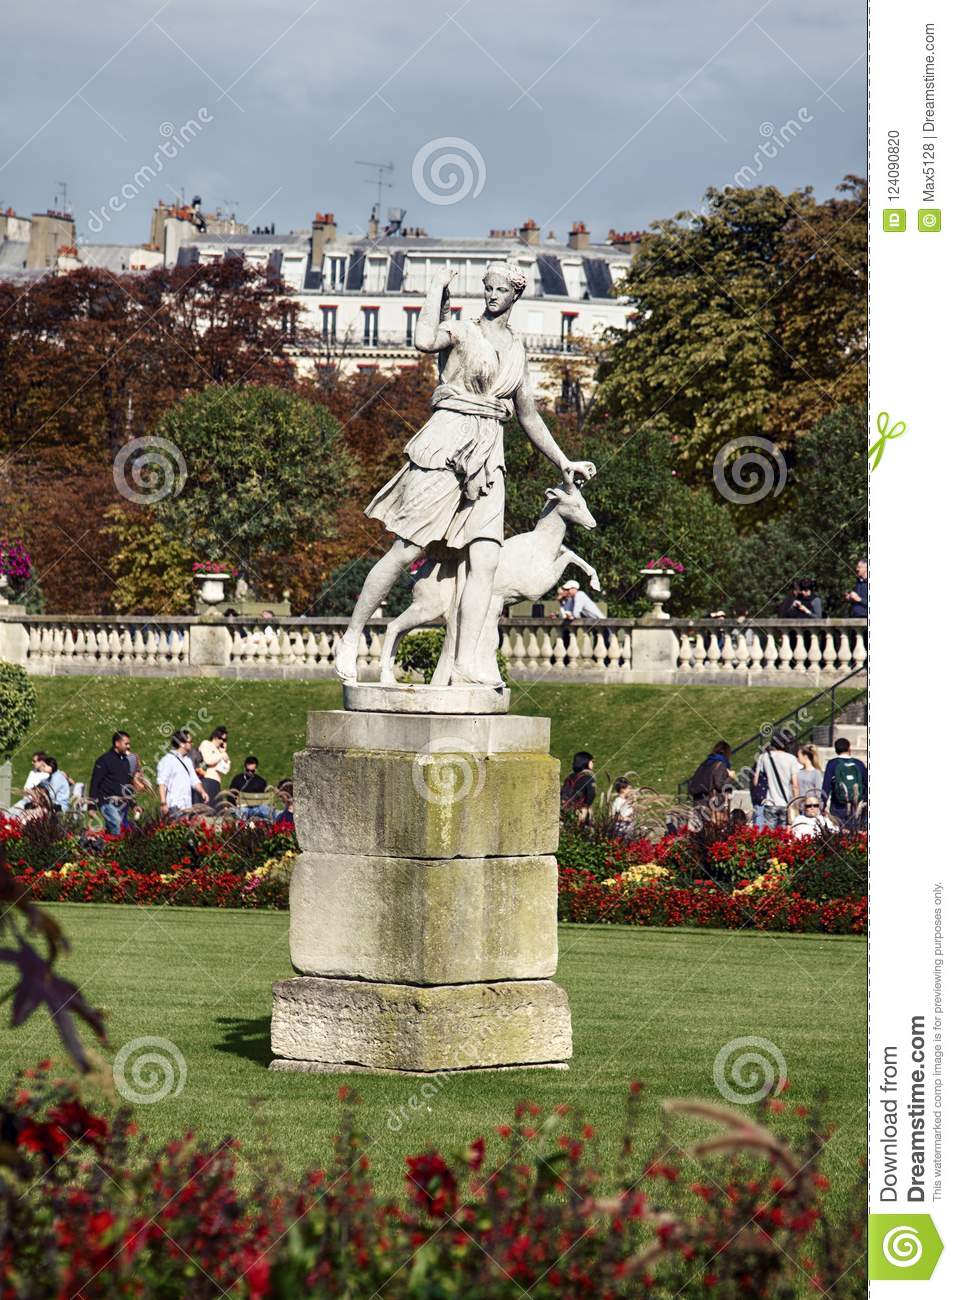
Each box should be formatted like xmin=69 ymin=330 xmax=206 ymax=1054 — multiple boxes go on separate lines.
xmin=869 ymin=411 xmax=906 ymax=470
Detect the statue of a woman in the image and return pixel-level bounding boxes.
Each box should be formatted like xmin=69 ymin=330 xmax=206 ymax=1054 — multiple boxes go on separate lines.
xmin=334 ymin=260 xmax=595 ymax=686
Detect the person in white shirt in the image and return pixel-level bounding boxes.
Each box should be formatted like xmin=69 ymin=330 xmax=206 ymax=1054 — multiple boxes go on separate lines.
xmin=789 ymin=794 xmax=837 ymax=840
xmin=558 ymin=580 xmax=603 ymax=621
xmin=752 ymin=734 xmax=802 ymax=830
xmin=10 ymin=752 xmax=49 ymax=811
xmin=157 ymin=730 xmax=206 ymax=818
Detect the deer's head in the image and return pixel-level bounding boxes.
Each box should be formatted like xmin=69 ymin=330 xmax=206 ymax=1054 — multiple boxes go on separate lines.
xmin=544 ymin=484 xmax=597 ymax=530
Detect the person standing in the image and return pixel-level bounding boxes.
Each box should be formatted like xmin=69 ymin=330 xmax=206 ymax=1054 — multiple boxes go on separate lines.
xmin=89 ymin=732 xmax=134 ymax=835
xmin=751 ymin=734 xmax=801 ymax=829
xmin=845 ymin=560 xmax=868 ymax=617
xmin=822 ymin=738 xmax=868 ymax=826
xmin=687 ymin=741 xmax=735 ymax=806
xmin=561 ymin=751 xmax=597 ymax=823
xmin=795 ymin=580 xmax=823 ymax=619
xmin=791 ymin=744 xmax=824 ymax=801
xmin=157 ymin=730 xmax=207 ymax=819
xmin=198 ymin=726 xmax=231 ymax=809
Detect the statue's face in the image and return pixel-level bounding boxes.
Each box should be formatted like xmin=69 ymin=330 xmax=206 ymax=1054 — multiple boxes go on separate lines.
xmin=483 ymin=271 xmax=516 ymax=316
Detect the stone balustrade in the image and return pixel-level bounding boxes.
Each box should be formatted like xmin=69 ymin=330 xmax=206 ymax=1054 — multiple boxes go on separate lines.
xmin=0 ymin=613 xmax=866 ymax=687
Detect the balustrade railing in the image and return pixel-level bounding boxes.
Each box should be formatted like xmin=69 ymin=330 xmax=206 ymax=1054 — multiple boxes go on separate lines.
xmin=0 ymin=614 xmax=867 ymax=686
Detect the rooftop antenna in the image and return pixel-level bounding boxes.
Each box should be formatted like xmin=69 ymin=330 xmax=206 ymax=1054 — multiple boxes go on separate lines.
xmin=222 ymin=197 xmax=239 ymax=218
xmin=55 ymin=180 xmax=70 ymax=215
xmin=355 ymin=159 xmax=394 ymax=224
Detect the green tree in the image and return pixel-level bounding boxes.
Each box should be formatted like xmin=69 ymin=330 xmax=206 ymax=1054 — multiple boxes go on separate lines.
xmin=505 ymin=419 xmax=740 ymax=617
xmin=150 ymin=386 xmax=354 ymax=582
xmin=104 ymin=506 xmax=195 ymax=614
xmin=597 ymin=180 xmax=866 ymax=479
xmin=0 ymin=663 xmax=38 ymax=762
xmin=731 ymin=405 xmax=867 ymax=619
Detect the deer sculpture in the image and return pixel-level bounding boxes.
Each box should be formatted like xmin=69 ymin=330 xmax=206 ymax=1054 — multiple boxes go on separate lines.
xmin=379 ymin=482 xmax=601 ymax=686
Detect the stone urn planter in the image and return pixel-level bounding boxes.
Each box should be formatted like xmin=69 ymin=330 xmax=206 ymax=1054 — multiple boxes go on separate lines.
xmin=194 ymin=571 xmax=232 ymax=607
xmin=639 ymin=568 xmax=675 ymax=621
xmin=0 ymin=573 xmax=9 ymax=606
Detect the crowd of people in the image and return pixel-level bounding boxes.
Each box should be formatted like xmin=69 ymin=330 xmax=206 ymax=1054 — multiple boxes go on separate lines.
xmin=560 ymin=732 xmax=867 ymax=841
xmin=8 ymin=727 xmax=294 ymax=833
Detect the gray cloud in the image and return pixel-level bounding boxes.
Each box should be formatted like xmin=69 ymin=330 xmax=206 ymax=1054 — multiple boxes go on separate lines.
xmin=0 ymin=0 xmax=864 ymax=245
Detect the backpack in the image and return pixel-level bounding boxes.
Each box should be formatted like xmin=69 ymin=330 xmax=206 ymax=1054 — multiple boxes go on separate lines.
xmin=831 ymin=757 xmax=862 ymax=806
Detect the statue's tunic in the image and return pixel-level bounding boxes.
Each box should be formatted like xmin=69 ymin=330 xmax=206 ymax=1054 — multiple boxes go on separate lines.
xmin=366 ymin=319 xmax=526 ymax=550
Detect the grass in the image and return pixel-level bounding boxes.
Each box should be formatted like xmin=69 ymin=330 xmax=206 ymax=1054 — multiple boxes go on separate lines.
xmin=13 ymin=677 xmax=855 ymax=796
xmin=0 ymin=905 xmax=866 ymax=1213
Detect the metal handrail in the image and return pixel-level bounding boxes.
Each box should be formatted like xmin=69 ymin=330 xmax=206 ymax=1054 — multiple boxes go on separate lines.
xmin=676 ymin=666 xmax=868 ymax=798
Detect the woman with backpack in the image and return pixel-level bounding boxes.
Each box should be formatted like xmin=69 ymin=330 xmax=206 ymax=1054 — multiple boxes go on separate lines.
xmin=687 ymin=741 xmax=735 ymax=806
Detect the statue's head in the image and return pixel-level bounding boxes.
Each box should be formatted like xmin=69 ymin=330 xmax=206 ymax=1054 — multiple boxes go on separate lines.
xmin=483 ymin=260 xmax=526 ymax=316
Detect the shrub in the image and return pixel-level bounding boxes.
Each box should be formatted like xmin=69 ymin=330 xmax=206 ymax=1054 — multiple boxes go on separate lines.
xmin=397 ymin=628 xmax=509 ymax=685
xmin=0 ymin=1067 xmax=864 ymax=1298
xmin=0 ymin=663 xmax=38 ymax=763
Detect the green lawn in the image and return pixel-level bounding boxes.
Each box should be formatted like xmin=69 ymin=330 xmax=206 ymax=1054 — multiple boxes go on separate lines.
xmin=0 ymin=905 xmax=866 ymax=1212
xmin=14 ymin=677 xmax=853 ymax=795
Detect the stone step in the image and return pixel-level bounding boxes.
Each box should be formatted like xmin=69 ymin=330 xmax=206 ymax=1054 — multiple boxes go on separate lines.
xmin=811 ymin=722 xmax=868 ymax=751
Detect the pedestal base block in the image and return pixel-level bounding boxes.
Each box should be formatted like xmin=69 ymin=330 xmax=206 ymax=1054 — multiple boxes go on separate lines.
xmin=271 ymin=976 xmax=572 ymax=1073
xmin=290 ymin=852 xmax=558 ymax=984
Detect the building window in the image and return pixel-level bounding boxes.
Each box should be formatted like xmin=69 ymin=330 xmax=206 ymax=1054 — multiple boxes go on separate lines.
xmin=450 ymin=306 xmax=462 ymax=321
xmin=365 ymin=257 xmax=388 ymax=292
xmin=362 ymin=306 xmax=380 ymax=346
xmin=320 ymin=305 xmax=337 ymax=343
xmin=561 ymin=311 xmax=578 ymax=350
xmin=404 ymin=306 xmax=421 ymax=347
xmin=326 ymin=256 xmax=347 ymax=289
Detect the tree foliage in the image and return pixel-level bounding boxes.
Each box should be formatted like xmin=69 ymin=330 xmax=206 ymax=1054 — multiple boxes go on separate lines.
xmin=597 ymin=178 xmax=866 ymax=479
xmin=0 ymin=663 xmax=38 ymax=762
xmin=103 ymin=507 xmax=196 ymax=615
xmin=150 ymin=385 xmax=354 ymax=582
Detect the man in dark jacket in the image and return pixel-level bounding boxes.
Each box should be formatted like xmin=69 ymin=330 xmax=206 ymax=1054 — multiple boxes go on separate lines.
xmin=688 ymin=741 xmax=734 ymax=805
xmin=822 ymin=738 xmax=868 ymax=825
xmin=561 ymin=751 xmax=596 ymax=823
xmin=845 ymin=559 xmax=868 ymax=617
xmin=229 ymin=755 xmax=271 ymax=821
xmin=89 ymin=731 xmax=134 ymax=834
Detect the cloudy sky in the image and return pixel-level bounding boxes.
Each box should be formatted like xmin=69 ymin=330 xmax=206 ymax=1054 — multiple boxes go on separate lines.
xmin=0 ymin=0 xmax=865 ymax=246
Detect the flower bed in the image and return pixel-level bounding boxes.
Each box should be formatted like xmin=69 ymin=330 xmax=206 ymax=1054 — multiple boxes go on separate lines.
xmin=2 ymin=1064 xmax=865 ymax=1298
xmin=2 ymin=817 xmax=866 ymax=933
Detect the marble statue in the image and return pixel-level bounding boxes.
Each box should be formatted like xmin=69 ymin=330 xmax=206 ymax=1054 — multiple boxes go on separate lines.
xmin=378 ymin=482 xmax=601 ymax=686
xmin=333 ymin=261 xmax=596 ymax=688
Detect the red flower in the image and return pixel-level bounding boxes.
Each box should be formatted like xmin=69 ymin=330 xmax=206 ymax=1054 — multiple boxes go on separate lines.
xmin=405 ymin=1152 xmax=458 ymax=1218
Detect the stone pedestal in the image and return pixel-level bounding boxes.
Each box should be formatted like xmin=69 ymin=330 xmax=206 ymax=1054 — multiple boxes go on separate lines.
xmin=270 ymin=705 xmax=572 ymax=1074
